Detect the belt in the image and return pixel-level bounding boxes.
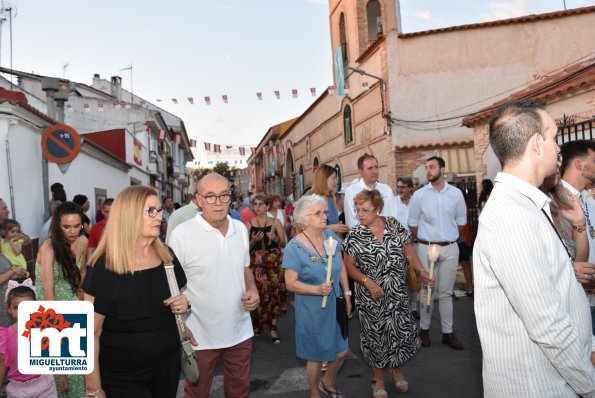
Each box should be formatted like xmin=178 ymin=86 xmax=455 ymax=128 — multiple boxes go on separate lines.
xmin=417 ymin=239 xmax=456 ymax=247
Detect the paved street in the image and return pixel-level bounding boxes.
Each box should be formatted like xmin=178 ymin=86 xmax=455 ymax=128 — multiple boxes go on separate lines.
xmin=195 ymin=277 xmax=483 ymax=398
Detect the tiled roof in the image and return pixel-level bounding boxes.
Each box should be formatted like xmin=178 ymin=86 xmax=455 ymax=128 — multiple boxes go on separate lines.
xmin=462 ymin=57 xmax=595 ymax=127
xmin=0 ymin=87 xmax=57 ymax=124
xmin=400 ymin=6 xmax=595 ymax=38
xmin=395 ymin=139 xmax=474 ymax=150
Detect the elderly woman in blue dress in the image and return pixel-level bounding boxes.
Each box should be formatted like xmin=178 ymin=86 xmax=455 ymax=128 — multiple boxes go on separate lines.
xmin=283 ymin=194 xmax=351 ymax=398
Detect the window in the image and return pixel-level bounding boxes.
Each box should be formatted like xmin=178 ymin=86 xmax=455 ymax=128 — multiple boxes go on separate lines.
xmin=299 ymin=165 xmax=304 ymax=195
xmin=335 ymin=164 xmax=342 ymax=192
xmin=344 ymin=105 xmax=353 ymax=144
xmin=339 ymin=13 xmax=348 ymax=76
xmin=367 ymin=0 xmax=382 ymax=41
xmin=313 ymin=157 xmax=320 ymax=173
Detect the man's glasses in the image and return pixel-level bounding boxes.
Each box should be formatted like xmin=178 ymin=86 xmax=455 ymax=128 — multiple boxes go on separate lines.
xmin=143 ymin=207 xmax=164 ymax=218
xmin=355 ymin=207 xmax=375 ymax=215
xmin=197 ymin=193 xmax=232 ymax=204
xmin=306 ymin=210 xmax=329 ymax=217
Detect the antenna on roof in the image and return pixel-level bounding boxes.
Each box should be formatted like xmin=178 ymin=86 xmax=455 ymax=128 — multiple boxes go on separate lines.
xmin=120 ymin=64 xmax=134 ymax=104
xmin=0 ymin=4 xmax=16 ymax=89
xmin=63 ymin=62 xmax=69 ymax=78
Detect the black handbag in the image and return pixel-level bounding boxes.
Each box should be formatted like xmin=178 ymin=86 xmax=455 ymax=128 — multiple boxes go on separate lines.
xmin=335 ymin=287 xmax=348 ymax=339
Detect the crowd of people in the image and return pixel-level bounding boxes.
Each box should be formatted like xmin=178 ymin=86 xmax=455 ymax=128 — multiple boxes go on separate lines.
xmin=0 ymin=102 xmax=593 ymax=397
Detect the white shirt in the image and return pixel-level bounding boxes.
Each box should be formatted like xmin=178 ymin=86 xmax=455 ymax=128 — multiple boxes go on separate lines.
xmin=393 ymin=196 xmax=410 ymax=232
xmin=165 ymin=201 xmax=200 ymax=244
xmin=474 ymin=172 xmax=595 ymax=398
xmin=561 ymin=179 xmax=595 ymax=264
xmin=168 ymin=213 xmax=253 ymax=350
xmin=267 ymin=209 xmax=285 ymax=227
xmin=344 ymin=178 xmax=395 ymax=227
xmin=407 ymin=181 xmax=466 ymax=242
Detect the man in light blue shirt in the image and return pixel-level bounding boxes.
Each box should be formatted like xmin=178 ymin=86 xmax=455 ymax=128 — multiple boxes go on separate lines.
xmin=408 ymin=156 xmax=467 ymax=350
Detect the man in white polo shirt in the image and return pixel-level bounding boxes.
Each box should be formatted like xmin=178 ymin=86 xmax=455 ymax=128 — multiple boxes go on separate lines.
xmin=344 ymin=153 xmax=395 ymax=227
xmin=169 ymin=173 xmax=260 ymax=398
xmin=408 ymin=156 xmax=467 ymax=350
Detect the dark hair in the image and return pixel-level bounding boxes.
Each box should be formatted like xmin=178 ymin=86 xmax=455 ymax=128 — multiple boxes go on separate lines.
xmin=50 ymin=183 xmax=63 ymax=192
xmin=7 ymin=285 xmax=36 ymax=307
xmin=72 ymin=195 xmax=88 ymax=207
xmin=253 ymin=193 xmax=270 ymax=206
xmin=426 ymin=156 xmax=445 ymax=168
xmin=103 ymin=198 xmax=114 ymax=207
xmin=357 ymin=153 xmax=377 ymax=170
xmin=49 ymin=202 xmax=83 ymax=294
xmin=478 ymin=179 xmax=494 ymax=205
xmin=174 ymin=202 xmax=181 ymax=210
xmin=1 ymin=218 xmax=20 ymax=233
xmin=560 ymin=139 xmax=595 ymax=177
xmin=354 ymin=189 xmax=384 ymax=213
xmin=397 ymin=176 xmax=413 ymax=187
xmin=488 ymin=99 xmax=545 ymax=166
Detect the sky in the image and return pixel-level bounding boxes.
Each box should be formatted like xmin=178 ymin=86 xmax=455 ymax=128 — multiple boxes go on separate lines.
xmin=1 ymin=0 xmax=594 ymax=147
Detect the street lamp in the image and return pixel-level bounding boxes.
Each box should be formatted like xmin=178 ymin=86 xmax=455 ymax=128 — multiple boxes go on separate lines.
xmin=348 ymin=66 xmax=386 ymax=91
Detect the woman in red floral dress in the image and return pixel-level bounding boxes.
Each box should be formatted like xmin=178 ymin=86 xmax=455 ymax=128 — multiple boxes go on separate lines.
xmin=244 ymin=193 xmax=287 ymax=343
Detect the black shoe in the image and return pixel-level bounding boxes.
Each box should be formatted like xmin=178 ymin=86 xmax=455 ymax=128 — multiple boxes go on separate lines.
xmin=270 ymin=325 xmax=280 ymax=344
xmin=420 ymin=329 xmax=431 ymax=347
xmin=442 ymin=333 xmax=464 ymax=350
xmin=411 ymin=310 xmax=420 ymax=320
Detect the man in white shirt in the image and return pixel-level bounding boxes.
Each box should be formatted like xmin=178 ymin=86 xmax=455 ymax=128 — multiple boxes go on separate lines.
xmin=408 ymin=156 xmax=467 ymax=350
xmin=394 ymin=176 xmax=414 ymax=232
xmin=560 ymin=139 xmax=595 ymax=332
xmin=474 ymin=100 xmax=595 ymax=398
xmin=164 ymin=197 xmax=200 ymax=244
xmin=344 ymin=153 xmax=395 ymax=227
xmin=169 ymin=173 xmax=260 ymax=398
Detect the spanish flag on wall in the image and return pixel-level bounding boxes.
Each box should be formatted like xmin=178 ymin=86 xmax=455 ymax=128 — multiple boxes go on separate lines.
xmin=133 ymin=138 xmax=142 ymax=166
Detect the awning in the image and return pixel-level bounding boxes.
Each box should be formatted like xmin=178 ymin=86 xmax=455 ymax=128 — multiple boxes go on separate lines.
xmin=436 ymin=147 xmax=475 ymax=175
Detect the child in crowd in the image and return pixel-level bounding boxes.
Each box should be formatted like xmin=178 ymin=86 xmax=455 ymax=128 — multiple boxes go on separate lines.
xmin=0 ymin=220 xmax=29 ymax=278
xmin=0 ymin=280 xmax=58 ymax=397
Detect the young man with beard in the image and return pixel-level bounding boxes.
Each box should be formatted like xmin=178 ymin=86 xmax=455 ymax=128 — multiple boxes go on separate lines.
xmin=474 ymin=100 xmax=595 ymax=397
xmin=408 ymin=156 xmax=467 ymax=350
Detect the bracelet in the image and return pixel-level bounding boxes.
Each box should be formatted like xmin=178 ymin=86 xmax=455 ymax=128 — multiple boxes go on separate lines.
xmin=345 ymin=290 xmax=352 ymax=296
xmin=85 ymin=388 xmax=103 ymax=397
xmin=361 ymin=277 xmax=369 ymax=286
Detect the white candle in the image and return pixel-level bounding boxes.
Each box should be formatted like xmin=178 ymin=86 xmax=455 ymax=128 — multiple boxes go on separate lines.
xmin=322 ymin=236 xmax=338 ymax=308
xmin=426 ymin=244 xmax=441 ymax=306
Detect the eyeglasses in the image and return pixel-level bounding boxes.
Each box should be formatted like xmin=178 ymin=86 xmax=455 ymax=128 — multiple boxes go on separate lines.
xmin=355 ymin=207 xmax=375 ymax=214
xmin=197 ymin=193 xmax=232 ymax=204
xmin=143 ymin=207 xmax=164 ymax=218
xmin=306 ymin=210 xmax=329 ymax=218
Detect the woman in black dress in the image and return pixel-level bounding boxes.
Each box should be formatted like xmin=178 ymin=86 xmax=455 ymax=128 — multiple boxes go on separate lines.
xmin=343 ymin=190 xmax=433 ymax=397
xmin=83 ymin=186 xmax=189 ymax=398
xmin=245 ymin=193 xmax=286 ymax=343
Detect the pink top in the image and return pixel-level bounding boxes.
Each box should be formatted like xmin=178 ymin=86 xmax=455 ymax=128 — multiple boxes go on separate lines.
xmin=0 ymin=326 xmax=39 ymax=382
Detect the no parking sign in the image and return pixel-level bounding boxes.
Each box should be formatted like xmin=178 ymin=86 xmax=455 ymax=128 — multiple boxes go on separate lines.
xmin=41 ymin=124 xmax=81 ymax=164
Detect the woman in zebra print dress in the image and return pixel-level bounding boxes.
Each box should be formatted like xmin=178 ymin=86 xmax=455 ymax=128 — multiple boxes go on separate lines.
xmin=343 ymin=190 xmax=433 ymax=397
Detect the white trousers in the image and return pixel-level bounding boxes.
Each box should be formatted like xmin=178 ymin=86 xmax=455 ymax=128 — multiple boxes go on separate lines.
xmin=415 ymin=242 xmax=459 ymax=333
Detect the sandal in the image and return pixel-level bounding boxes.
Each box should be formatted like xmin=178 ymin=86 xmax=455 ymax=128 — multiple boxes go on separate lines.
xmin=392 ymin=370 xmax=409 ymax=393
xmin=270 ymin=325 xmax=281 ymax=344
xmin=319 ymin=380 xmax=344 ymax=398
xmin=371 ymin=380 xmax=388 ymax=398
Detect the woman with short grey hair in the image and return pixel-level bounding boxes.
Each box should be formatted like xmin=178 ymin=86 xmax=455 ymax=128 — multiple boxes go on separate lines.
xmin=283 ymin=194 xmax=351 ymax=398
